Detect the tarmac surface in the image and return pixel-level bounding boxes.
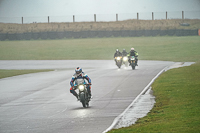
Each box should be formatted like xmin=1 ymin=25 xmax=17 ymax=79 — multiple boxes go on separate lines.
xmin=0 ymin=60 xmax=187 ymax=133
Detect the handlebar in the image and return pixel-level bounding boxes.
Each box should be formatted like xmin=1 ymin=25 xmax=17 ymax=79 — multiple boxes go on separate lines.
xmin=73 ymin=83 xmax=92 ymax=87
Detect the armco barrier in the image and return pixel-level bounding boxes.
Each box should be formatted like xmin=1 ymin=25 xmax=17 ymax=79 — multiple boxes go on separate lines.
xmin=0 ymin=29 xmax=198 ymax=41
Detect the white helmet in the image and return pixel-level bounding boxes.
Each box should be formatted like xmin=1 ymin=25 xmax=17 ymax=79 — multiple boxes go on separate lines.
xmin=131 ymin=48 xmax=134 ymax=50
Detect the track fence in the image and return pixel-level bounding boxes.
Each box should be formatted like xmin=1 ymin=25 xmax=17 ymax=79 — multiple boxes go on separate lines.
xmin=0 ymin=11 xmax=200 ymax=24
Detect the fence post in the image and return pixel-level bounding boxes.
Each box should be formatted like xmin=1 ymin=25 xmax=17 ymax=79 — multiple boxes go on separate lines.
xmin=94 ymin=14 xmax=96 ymax=22
xmin=152 ymin=12 xmax=154 ymax=20
xmin=182 ymin=11 xmax=184 ymax=19
xmin=73 ymin=15 xmax=75 ymax=22
xmin=22 ymin=17 xmax=23 ymax=24
xmin=116 ymin=14 xmax=118 ymax=21
xmin=166 ymin=11 xmax=167 ymax=19
xmin=137 ymin=12 xmax=139 ymax=20
xmin=48 ymin=16 xmax=49 ymax=23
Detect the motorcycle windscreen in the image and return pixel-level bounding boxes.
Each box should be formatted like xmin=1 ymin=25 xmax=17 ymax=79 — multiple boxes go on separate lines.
xmin=75 ymin=78 xmax=85 ymax=85
xmin=131 ymin=56 xmax=135 ymax=60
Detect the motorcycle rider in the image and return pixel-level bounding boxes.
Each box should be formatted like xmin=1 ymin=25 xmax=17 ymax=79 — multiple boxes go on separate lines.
xmin=122 ymin=49 xmax=128 ymax=57
xmin=70 ymin=67 xmax=92 ymax=100
xmin=128 ymin=48 xmax=139 ymax=66
xmin=114 ymin=49 xmax=122 ymax=64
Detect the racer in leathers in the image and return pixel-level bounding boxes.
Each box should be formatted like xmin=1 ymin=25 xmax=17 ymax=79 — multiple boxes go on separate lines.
xmin=127 ymin=48 xmax=139 ymax=66
xmin=70 ymin=67 xmax=92 ymax=100
xmin=122 ymin=49 xmax=128 ymax=57
xmin=114 ymin=49 xmax=122 ymax=64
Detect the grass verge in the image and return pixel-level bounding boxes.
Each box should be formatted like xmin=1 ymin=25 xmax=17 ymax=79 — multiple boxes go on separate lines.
xmin=0 ymin=69 xmax=53 ymax=79
xmin=1 ymin=19 xmax=200 ymax=33
xmin=109 ymin=62 xmax=200 ymax=133
xmin=0 ymin=36 xmax=200 ymax=62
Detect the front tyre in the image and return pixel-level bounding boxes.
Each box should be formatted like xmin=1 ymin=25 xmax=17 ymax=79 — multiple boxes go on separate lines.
xmin=117 ymin=65 xmax=121 ymax=68
xmin=117 ymin=62 xmax=121 ymax=69
xmin=131 ymin=63 xmax=135 ymax=70
xmin=80 ymin=94 xmax=86 ymax=108
xmin=125 ymin=61 xmax=128 ymax=67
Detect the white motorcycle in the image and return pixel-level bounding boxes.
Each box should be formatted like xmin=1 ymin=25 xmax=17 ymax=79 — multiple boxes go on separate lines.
xmin=122 ymin=56 xmax=129 ymax=67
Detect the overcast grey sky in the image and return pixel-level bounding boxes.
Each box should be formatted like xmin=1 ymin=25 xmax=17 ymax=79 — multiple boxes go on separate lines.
xmin=0 ymin=0 xmax=200 ymax=23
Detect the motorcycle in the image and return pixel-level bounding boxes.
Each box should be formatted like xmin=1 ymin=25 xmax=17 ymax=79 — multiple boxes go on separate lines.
xmin=114 ymin=56 xmax=122 ymax=68
xmin=122 ymin=56 xmax=129 ymax=67
xmin=129 ymin=56 xmax=136 ymax=70
xmin=73 ymin=79 xmax=90 ymax=108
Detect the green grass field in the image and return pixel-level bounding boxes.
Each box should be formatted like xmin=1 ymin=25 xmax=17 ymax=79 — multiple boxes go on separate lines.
xmin=0 ymin=36 xmax=200 ymax=132
xmin=0 ymin=36 xmax=200 ymax=62
xmin=0 ymin=69 xmax=53 ymax=79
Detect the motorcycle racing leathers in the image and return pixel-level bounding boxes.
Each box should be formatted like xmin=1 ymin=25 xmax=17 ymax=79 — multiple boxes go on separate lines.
xmin=70 ymin=72 xmax=92 ymax=99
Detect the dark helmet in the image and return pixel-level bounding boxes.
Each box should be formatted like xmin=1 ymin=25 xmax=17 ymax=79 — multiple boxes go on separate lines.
xmin=75 ymin=67 xmax=82 ymax=75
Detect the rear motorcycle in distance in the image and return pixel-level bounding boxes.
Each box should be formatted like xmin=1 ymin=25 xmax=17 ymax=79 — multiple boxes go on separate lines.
xmin=129 ymin=56 xmax=136 ymax=70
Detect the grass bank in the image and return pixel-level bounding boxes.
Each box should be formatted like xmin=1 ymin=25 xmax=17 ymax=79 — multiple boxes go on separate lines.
xmin=0 ymin=36 xmax=200 ymax=62
xmin=109 ymin=62 xmax=200 ymax=133
xmin=0 ymin=69 xmax=53 ymax=79
xmin=1 ymin=19 xmax=200 ymax=33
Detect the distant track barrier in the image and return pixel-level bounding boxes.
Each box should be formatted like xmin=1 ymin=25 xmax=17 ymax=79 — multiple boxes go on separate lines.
xmin=0 ymin=29 xmax=198 ymax=41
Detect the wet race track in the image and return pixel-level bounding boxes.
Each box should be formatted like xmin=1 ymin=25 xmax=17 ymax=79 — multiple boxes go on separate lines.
xmin=0 ymin=60 xmax=174 ymax=133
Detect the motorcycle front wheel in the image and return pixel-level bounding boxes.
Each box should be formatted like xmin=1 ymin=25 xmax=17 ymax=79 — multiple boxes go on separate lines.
xmin=80 ymin=94 xmax=86 ymax=108
xmin=131 ymin=63 xmax=135 ymax=70
xmin=116 ymin=62 xmax=121 ymax=68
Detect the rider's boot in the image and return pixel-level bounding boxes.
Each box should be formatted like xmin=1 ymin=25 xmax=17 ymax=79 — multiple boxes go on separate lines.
xmin=128 ymin=60 xmax=131 ymax=66
xmin=87 ymin=86 xmax=92 ymax=100
xmin=88 ymin=91 xmax=92 ymax=100
xmin=89 ymin=93 xmax=92 ymax=99
xmin=136 ymin=60 xmax=138 ymax=66
xmin=74 ymin=94 xmax=79 ymax=101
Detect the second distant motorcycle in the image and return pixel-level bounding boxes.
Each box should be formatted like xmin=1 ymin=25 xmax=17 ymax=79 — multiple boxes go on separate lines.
xmin=122 ymin=56 xmax=129 ymax=67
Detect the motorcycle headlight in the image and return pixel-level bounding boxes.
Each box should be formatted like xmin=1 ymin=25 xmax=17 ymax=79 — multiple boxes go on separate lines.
xmin=117 ymin=57 xmax=121 ymax=60
xmin=78 ymin=85 xmax=85 ymax=91
xmin=123 ymin=56 xmax=128 ymax=61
